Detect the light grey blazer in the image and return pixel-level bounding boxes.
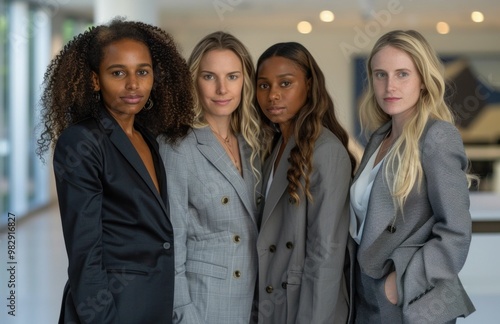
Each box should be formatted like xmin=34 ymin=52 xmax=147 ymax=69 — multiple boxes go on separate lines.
xmin=159 ymin=126 xmax=263 ymax=324
xmin=348 ymin=119 xmax=475 ymax=323
xmin=257 ymin=127 xmax=351 ymax=324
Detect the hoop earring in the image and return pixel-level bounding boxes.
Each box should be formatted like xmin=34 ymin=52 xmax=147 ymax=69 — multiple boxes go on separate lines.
xmin=93 ymin=91 xmax=101 ymax=102
xmin=143 ymin=98 xmax=154 ymax=111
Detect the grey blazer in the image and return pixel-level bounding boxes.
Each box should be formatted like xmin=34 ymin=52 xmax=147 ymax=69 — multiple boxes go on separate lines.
xmin=349 ymin=119 xmax=475 ymax=323
xmin=257 ymin=127 xmax=351 ymax=324
xmin=159 ymin=126 xmax=263 ymax=324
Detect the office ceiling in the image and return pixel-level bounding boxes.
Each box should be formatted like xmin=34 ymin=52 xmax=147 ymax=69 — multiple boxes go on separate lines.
xmin=61 ymin=0 xmax=500 ymax=33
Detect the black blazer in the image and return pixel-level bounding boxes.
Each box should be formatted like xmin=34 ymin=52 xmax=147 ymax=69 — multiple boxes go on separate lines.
xmin=53 ymin=108 xmax=174 ymax=324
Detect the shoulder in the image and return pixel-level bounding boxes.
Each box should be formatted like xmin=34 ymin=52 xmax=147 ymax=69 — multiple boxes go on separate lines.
xmin=421 ymin=119 xmax=464 ymax=149
xmin=158 ymin=129 xmax=196 ymax=155
xmin=314 ymin=127 xmax=349 ymax=160
xmin=56 ymin=117 xmax=101 ymax=147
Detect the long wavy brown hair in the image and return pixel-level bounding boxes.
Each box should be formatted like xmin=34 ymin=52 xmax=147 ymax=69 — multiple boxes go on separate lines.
xmin=256 ymin=42 xmax=356 ymax=203
xmin=37 ymin=17 xmax=193 ymax=159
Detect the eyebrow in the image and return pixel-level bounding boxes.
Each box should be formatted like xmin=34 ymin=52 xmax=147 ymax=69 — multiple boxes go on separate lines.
xmin=257 ymin=72 xmax=295 ymax=80
xmin=105 ymin=63 xmax=152 ymax=70
xmin=200 ymin=70 xmax=242 ymax=74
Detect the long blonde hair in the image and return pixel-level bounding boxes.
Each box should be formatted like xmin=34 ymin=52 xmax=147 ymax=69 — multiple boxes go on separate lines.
xmin=360 ymin=30 xmax=470 ymax=211
xmin=187 ymin=31 xmax=263 ymax=182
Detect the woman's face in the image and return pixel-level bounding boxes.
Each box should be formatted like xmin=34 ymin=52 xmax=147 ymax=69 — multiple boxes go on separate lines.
xmin=256 ymin=56 xmax=309 ymax=131
xmin=92 ymin=38 xmax=154 ymax=119
xmin=371 ymin=45 xmax=423 ymax=124
xmin=197 ymin=49 xmax=243 ymax=122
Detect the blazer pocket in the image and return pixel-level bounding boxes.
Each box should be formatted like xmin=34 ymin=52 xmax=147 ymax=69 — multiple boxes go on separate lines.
xmin=106 ymin=263 xmax=151 ymax=276
xmin=185 ymin=259 xmax=228 ymax=279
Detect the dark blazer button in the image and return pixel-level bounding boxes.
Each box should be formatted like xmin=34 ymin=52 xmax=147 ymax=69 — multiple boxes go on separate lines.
xmin=282 ymin=282 xmax=287 ymax=289
xmin=163 ymin=242 xmax=171 ymax=250
xmin=257 ymin=196 xmax=263 ymax=205
xmin=233 ymin=235 xmax=241 ymax=243
xmin=221 ymin=196 xmax=229 ymax=205
xmin=269 ymin=245 xmax=276 ymax=253
xmin=266 ymin=285 xmax=273 ymax=293
xmin=286 ymin=241 xmax=294 ymax=249
xmin=386 ymin=225 xmax=396 ymax=233
xmin=233 ymin=270 xmax=241 ymax=278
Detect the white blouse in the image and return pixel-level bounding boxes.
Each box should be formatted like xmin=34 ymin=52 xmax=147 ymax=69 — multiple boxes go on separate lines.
xmin=349 ymin=144 xmax=384 ymax=244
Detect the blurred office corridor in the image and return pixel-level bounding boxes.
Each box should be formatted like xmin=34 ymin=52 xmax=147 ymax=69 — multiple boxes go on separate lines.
xmin=1 ymin=198 xmax=499 ymax=323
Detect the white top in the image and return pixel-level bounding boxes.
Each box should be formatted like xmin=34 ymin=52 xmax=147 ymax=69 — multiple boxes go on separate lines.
xmin=349 ymin=144 xmax=384 ymax=244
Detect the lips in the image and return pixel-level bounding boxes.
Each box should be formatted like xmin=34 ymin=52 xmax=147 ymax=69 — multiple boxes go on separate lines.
xmin=266 ymin=106 xmax=285 ymax=115
xmin=121 ymin=95 xmax=143 ymax=104
xmin=384 ymin=97 xmax=400 ymax=102
xmin=212 ymin=99 xmax=232 ymax=106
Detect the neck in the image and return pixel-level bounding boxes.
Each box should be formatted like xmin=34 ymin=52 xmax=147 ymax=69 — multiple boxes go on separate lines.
xmin=206 ymin=116 xmax=232 ymax=139
xmin=107 ymin=109 xmax=136 ymax=136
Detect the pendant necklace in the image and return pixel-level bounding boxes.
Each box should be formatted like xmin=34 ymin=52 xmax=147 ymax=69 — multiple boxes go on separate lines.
xmin=210 ymin=126 xmax=242 ymax=173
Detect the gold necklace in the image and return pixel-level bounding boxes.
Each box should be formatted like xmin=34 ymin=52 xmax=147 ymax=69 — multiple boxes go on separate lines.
xmin=210 ymin=126 xmax=241 ymax=173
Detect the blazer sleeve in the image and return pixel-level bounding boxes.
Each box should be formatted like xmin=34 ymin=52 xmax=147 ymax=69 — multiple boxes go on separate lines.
xmin=401 ymin=121 xmax=472 ymax=305
xmin=53 ymin=125 xmax=120 ymax=323
xmin=295 ymin=138 xmax=351 ymax=323
xmin=159 ymin=140 xmax=206 ymax=324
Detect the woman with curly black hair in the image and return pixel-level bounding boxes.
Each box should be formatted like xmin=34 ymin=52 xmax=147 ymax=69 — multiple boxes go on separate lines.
xmin=37 ymin=17 xmax=193 ymax=323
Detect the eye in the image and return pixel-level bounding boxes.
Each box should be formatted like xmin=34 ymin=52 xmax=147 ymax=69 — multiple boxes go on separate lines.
xmin=137 ymin=70 xmax=149 ymax=76
xmin=228 ymin=74 xmax=239 ymax=81
xmin=280 ymin=81 xmax=291 ymax=87
xmin=111 ymin=70 xmax=125 ymax=77
xmin=202 ymin=74 xmax=215 ymax=80
xmin=258 ymin=83 xmax=269 ymax=90
xmin=374 ymin=71 xmax=386 ymax=78
xmin=398 ymin=71 xmax=409 ymax=78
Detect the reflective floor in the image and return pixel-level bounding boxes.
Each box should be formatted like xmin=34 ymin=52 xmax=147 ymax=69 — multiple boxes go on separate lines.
xmin=0 ymin=202 xmax=498 ymax=323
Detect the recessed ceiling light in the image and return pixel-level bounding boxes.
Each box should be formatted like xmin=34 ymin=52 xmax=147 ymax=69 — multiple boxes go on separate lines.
xmin=297 ymin=21 xmax=312 ymax=34
xmin=436 ymin=22 xmax=450 ymax=34
xmin=319 ymin=10 xmax=335 ymax=22
xmin=471 ymin=11 xmax=484 ymax=23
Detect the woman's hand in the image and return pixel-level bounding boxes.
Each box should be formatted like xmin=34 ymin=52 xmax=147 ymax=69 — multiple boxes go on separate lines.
xmin=384 ymin=271 xmax=398 ymax=305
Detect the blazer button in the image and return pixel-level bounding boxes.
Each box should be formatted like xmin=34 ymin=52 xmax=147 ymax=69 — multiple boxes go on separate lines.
xmin=233 ymin=270 xmax=241 ymax=278
xmin=281 ymin=282 xmax=287 ymax=289
xmin=256 ymin=196 xmax=263 ymax=205
xmin=286 ymin=241 xmax=294 ymax=249
xmin=269 ymin=245 xmax=276 ymax=253
xmin=163 ymin=242 xmax=171 ymax=250
xmin=266 ymin=285 xmax=273 ymax=293
xmin=386 ymin=225 xmax=396 ymax=233
xmin=221 ymin=196 xmax=229 ymax=205
xmin=233 ymin=235 xmax=241 ymax=243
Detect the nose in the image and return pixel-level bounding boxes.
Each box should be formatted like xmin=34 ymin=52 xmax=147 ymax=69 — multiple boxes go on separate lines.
xmin=386 ymin=76 xmax=396 ymax=91
xmin=216 ymin=79 xmax=227 ymax=95
xmin=126 ymin=74 xmax=139 ymax=90
xmin=269 ymin=87 xmax=280 ymax=101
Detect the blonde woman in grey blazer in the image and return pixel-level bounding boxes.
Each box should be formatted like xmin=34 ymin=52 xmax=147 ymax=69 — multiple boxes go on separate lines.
xmin=255 ymin=42 xmax=357 ymax=324
xmin=159 ymin=32 xmax=264 ymax=323
xmin=348 ymin=30 xmax=476 ymax=323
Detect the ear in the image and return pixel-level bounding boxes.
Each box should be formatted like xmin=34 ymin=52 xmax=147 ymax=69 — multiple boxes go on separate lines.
xmin=91 ymin=71 xmax=100 ymax=91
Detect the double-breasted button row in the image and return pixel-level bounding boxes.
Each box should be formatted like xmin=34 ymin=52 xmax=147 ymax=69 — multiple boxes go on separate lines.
xmin=267 ymin=242 xmax=294 ymax=252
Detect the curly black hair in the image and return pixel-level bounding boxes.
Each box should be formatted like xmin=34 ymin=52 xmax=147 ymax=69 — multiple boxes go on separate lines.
xmin=37 ymin=17 xmax=193 ymax=159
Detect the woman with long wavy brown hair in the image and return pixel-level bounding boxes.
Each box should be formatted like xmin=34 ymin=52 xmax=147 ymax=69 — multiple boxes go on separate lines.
xmin=255 ymin=41 xmax=356 ymax=323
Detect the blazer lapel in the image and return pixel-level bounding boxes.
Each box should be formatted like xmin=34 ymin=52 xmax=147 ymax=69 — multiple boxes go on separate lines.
xmin=98 ymin=109 xmax=169 ymax=217
xmin=260 ymin=136 xmax=294 ymax=229
xmin=357 ymin=121 xmax=396 ymax=251
xmin=194 ymin=127 xmax=256 ymax=219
